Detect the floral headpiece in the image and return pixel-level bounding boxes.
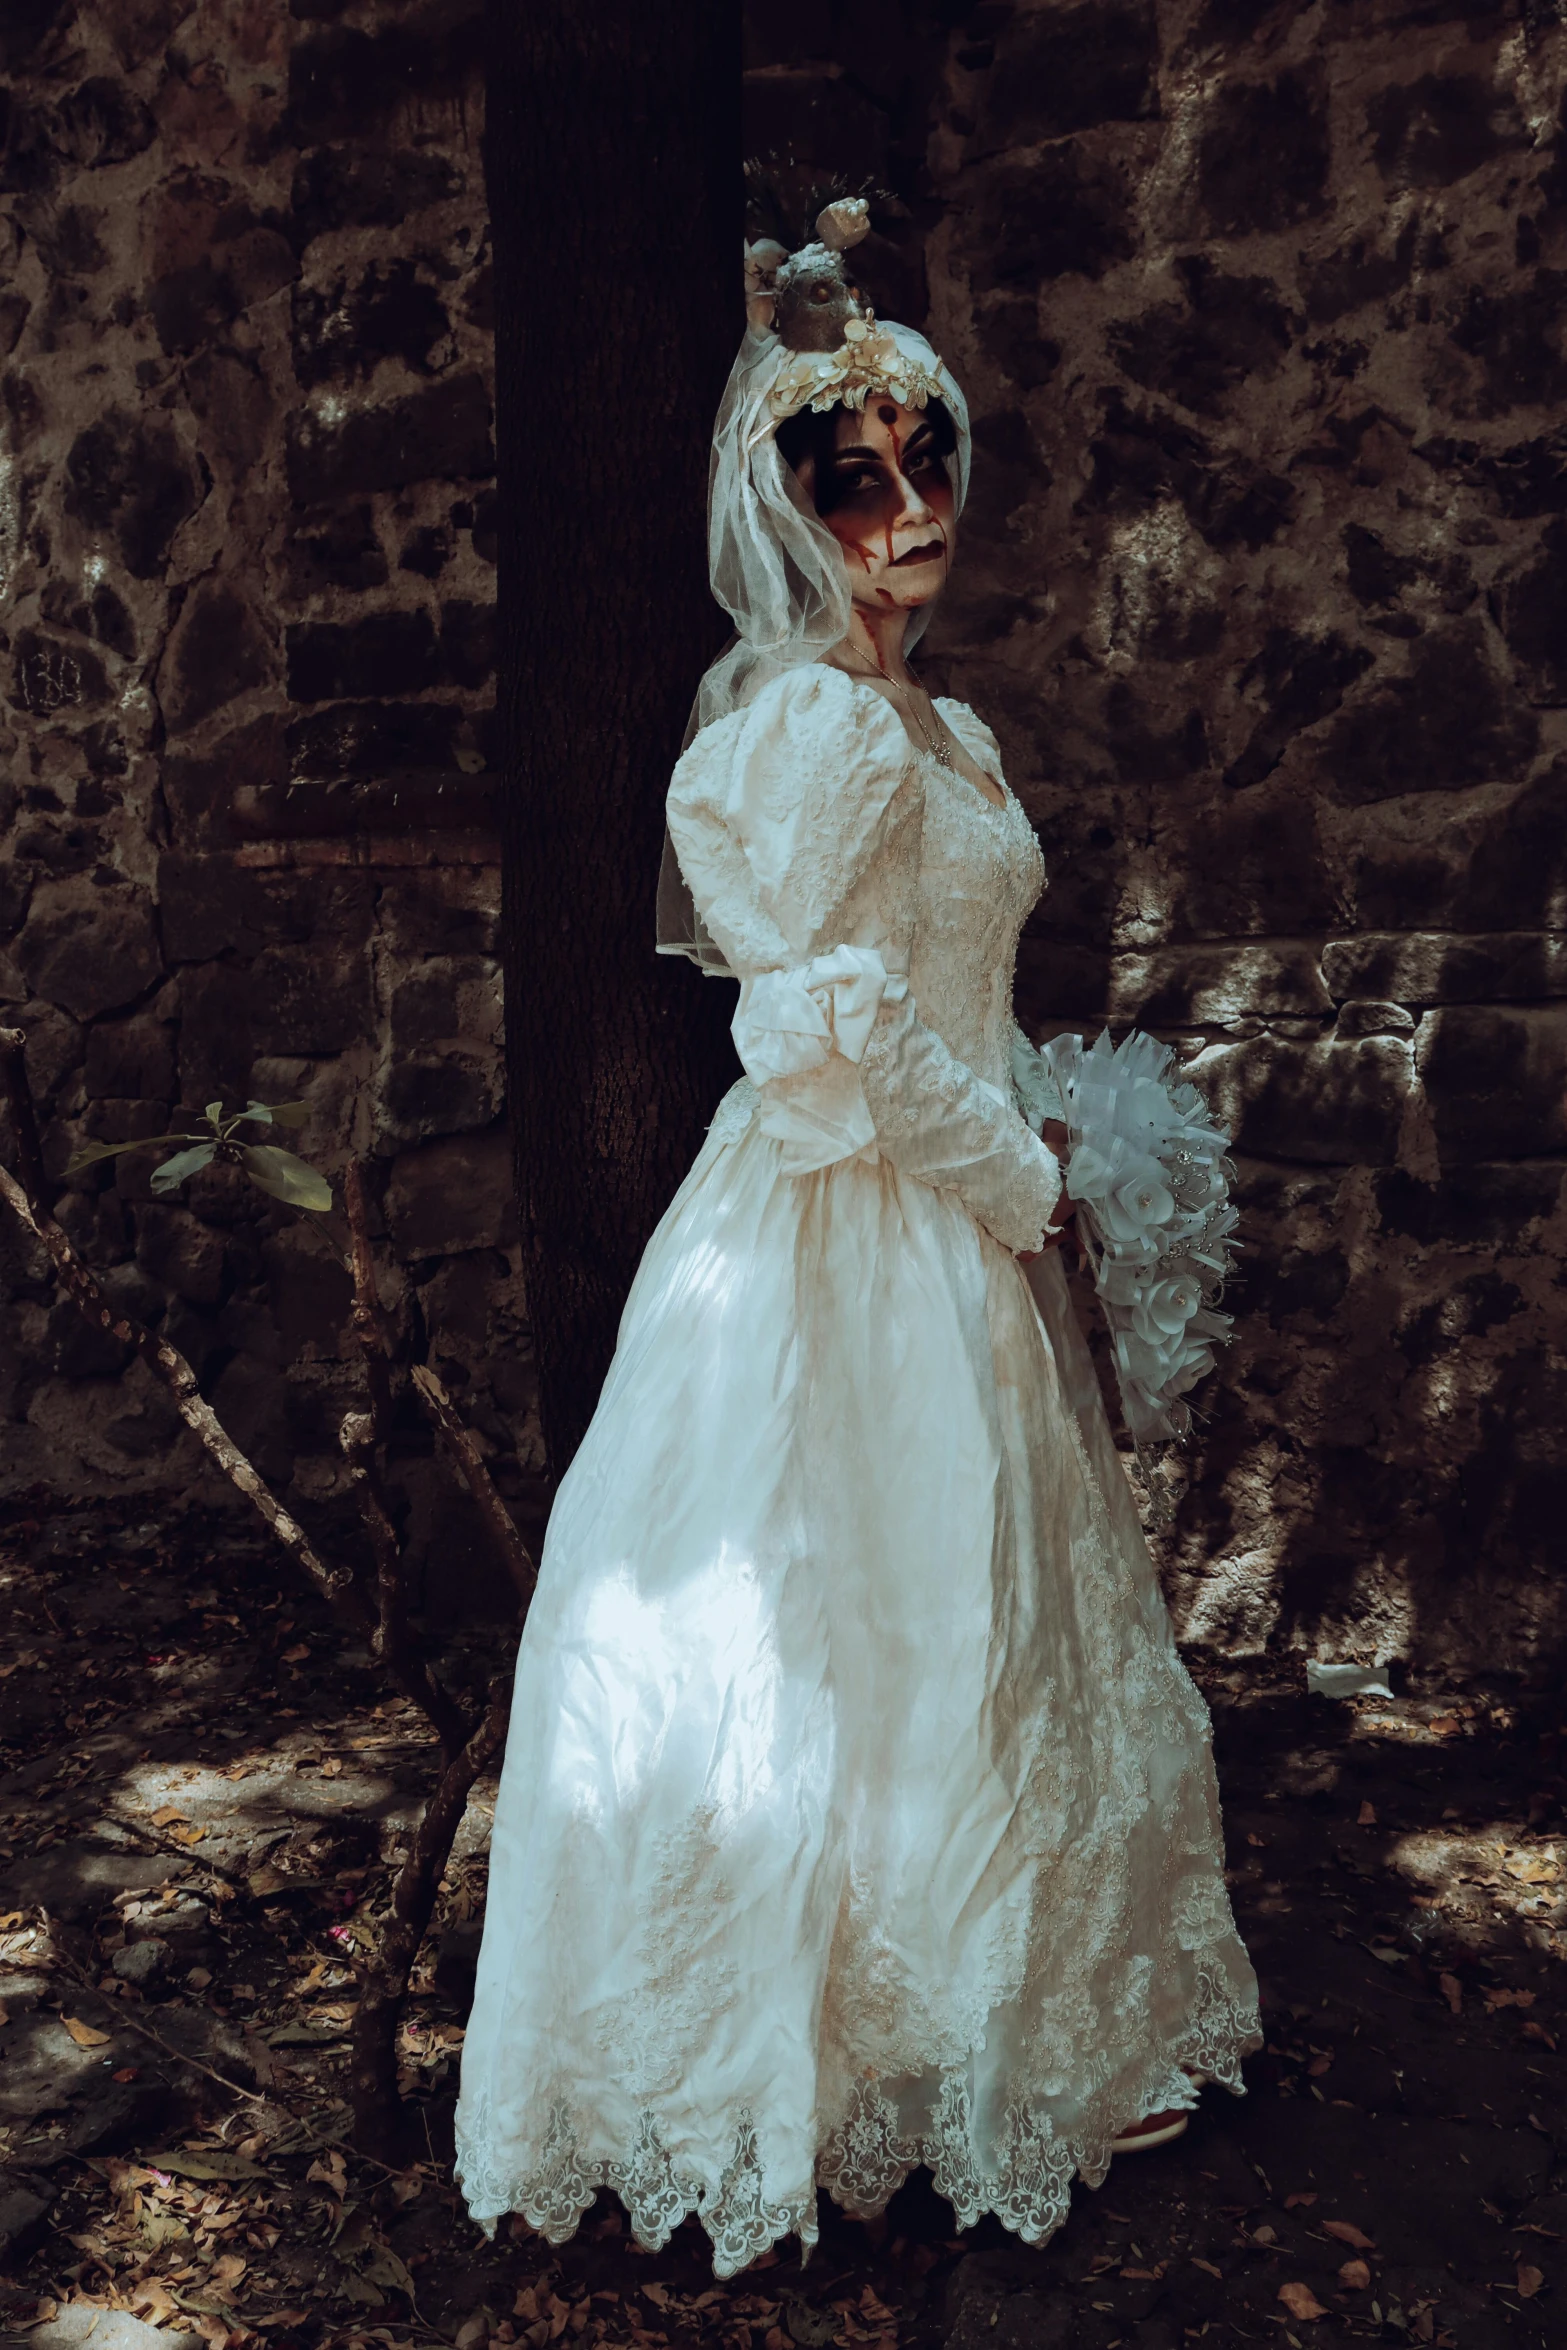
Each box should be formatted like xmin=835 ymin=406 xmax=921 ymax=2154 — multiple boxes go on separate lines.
xmin=742 ymin=199 xmax=949 ymax=440
xmin=765 ymin=318 xmax=945 ymax=424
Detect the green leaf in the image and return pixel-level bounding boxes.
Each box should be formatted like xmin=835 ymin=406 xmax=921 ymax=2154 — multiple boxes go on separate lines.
xmin=149 ymin=1143 xmax=216 ymax=1194
xmin=64 ymin=1134 xmax=200 ymax=1178
xmin=266 ymin=1100 xmax=311 ymax=1129
xmin=239 ymin=1144 xmax=333 ymax=1212
xmin=240 ymin=1101 xmax=274 ymax=1124
xmin=205 ymin=1100 xmax=224 ymax=1127
xmin=147 ymin=2151 xmax=272 ymax=2181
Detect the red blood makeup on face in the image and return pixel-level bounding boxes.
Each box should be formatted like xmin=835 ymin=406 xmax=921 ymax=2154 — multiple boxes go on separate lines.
xmin=819 ymin=399 xmax=956 ymax=613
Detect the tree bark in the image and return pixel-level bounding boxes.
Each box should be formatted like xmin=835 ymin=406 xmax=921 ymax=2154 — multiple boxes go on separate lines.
xmin=486 ymin=0 xmax=741 ymax=1476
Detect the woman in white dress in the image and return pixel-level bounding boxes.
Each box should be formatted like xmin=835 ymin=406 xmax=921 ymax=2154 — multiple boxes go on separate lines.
xmin=455 ymin=210 xmax=1261 ymax=2278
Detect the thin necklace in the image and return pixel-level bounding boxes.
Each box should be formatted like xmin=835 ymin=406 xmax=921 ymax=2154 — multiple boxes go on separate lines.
xmin=838 ymin=641 xmax=955 ymax=769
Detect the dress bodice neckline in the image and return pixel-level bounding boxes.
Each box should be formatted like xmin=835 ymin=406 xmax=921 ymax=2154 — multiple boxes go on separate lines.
xmin=816 ymin=663 xmax=1009 ymax=814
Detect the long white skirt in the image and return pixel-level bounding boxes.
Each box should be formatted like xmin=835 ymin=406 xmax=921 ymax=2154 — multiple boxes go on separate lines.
xmin=454 ymin=1098 xmax=1260 ymax=2277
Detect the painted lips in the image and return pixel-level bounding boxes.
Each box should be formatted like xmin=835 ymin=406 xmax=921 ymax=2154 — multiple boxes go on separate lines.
xmin=890 ymin=539 xmax=945 ymax=566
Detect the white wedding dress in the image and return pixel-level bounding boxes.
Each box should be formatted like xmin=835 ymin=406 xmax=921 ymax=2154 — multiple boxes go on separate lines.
xmin=455 ymin=665 xmax=1261 ymax=2274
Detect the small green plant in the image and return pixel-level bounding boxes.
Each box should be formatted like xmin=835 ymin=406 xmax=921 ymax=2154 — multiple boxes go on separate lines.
xmin=66 ymin=1098 xmax=333 ymax=1212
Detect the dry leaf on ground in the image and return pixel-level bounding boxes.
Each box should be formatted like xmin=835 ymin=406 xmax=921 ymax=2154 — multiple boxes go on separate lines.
xmin=1517 ymin=2265 xmax=1544 ymax=2299
xmin=1357 ymin=1802 xmax=1377 ymax=1825
xmin=1439 ymin=1973 xmax=1463 ymax=2013
xmin=1278 ymin=2281 xmax=1328 ymax=2320
xmin=61 ymin=2015 xmax=111 ymax=2047
xmin=1339 ymin=2259 xmax=1372 ymax=2290
xmin=1322 ymin=2220 xmax=1377 ymax=2251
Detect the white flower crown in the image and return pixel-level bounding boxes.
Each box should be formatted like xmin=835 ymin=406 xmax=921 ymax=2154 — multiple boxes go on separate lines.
xmin=765 ymin=317 xmax=946 ymax=427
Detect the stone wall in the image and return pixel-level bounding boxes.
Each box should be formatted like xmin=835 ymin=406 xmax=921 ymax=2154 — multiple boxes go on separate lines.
xmin=908 ymin=0 xmax=1567 ymax=1674
xmin=4 ymin=0 xmax=1565 ymax=1672
xmin=0 ymin=0 xmax=533 ymax=1606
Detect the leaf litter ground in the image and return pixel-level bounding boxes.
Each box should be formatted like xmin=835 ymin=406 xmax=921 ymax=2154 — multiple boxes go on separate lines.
xmin=0 ymin=1489 xmax=1563 ymax=2350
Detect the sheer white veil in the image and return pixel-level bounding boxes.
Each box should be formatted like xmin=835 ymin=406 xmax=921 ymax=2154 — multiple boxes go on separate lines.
xmin=655 ymin=314 xmax=972 ymax=974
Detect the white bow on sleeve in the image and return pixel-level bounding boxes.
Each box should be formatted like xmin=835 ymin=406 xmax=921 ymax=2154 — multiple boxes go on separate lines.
xmin=731 ymin=944 xmax=908 ymax=1175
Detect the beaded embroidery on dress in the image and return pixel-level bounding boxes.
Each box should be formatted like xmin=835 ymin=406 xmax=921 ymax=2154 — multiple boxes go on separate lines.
xmin=454 ymin=665 xmax=1261 ymax=2274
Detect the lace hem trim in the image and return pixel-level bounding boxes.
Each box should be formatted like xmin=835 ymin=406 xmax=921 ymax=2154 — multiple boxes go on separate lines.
xmin=456 ymin=1968 xmax=1261 ymax=2278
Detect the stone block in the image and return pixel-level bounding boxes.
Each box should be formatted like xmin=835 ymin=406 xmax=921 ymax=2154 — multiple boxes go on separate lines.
xmin=1494 ymin=518 xmax=1567 ymax=706
xmin=381 ymin=1056 xmax=501 ymax=1142
xmin=976 ymin=1 xmax=1157 ymax=149
xmin=265 ymin=1226 xmax=353 ymax=1356
xmin=286 ymin=13 xmax=484 ymax=145
xmin=1113 ymin=263 xmax=1293 ymax=419
xmin=289 ymin=143 xmax=463 ymax=242
xmin=1323 ymin=931 xmax=1567 ymax=1006
xmin=1374 ymin=1163 xmax=1564 ymax=1248
xmin=158 ymin=854 xmax=374 ymax=963
xmin=15 ymin=880 xmax=162 ymax=1020
xmin=1199 ymin=1034 xmax=1412 ymax=1165
xmin=249 ymin=943 xmax=373 ymax=1056
xmin=284 ymin=500 xmax=389 ymax=595
xmin=12 ymin=999 xmax=85 ymax=1105
xmin=286 ymin=608 xmax=441 ymax=703
xmin=285 ymin=374 xmax=493 ymax=505
xmin=111 ymin=1935 xmax=171 ymax=1985
xmin=135 ymin=1207 xmax=227 ymax=1307
xmin=162 ymin=715 xmax=287 ymax=845
xmin=147 ymin=179 xmax=297 ymax=356
xmin=1336 ymin=1000 xmax=1415 ymax=1038
xmin=973 ymin=148 xmax=1135 ymax=287
xmin=1369 ymin=72 xmax=1516 ymax=192
xmin=1323 ymin=622 xmax=1538 ymax=807
xmin=162 ymin=581 xmax=275 ymax=734
xmin=1197 ymin=69 xmax=1331 ymax=239
xmin=1105 ymin=943 xmax=1332 ymax=1027
xmin=1346 ymin=766 xmax=1566 ymax=932
xmin=85 ymin=1017 xmax=177 ymax=1100
xmin=286 ymin=697 xmax=462 ymax=780
xmin=43 ymin=1294 xmax=132 ymax=1379
xmin=440 ymin=597 xmax=496 ymax=689
xmin=1422 ymin=1005 xmax=1567 ymax=1162
xmin=173 ymin=963 xmax=256 ymax=1106
xmin=385 ymin=1131 xmax=517 ymax=1257
xmin=7 ymin=627 xmax=111 ymax=716
xmin=376 ymin=869 xmax=500 ymax=956
xmin=389 ymin=956 xmax=499 ymax=1053
xmin=55 ymin=73 xmax=157 ymax=169
xmin=293 ymin=257 xmax=452 ymax=388
xmin=209 ymin=1352 xmax=294 ymax=1485
xmin=63 ymin=407 xmax=202 ymax=580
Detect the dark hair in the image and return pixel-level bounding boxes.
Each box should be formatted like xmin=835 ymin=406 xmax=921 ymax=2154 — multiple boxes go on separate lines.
xmin=775 ymin=395 xmax=958 ymax=516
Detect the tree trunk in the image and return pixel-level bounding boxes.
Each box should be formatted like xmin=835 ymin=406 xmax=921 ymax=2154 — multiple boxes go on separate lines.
xmin=487 ymin=0 xmax=740 ymax=1475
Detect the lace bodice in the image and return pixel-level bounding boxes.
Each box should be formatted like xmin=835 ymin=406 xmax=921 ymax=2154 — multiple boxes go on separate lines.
xmin=665 ymin=666 xmax=1060 ymax=1254
xmin=912 ymin=699 xmax=1044 ymax=1091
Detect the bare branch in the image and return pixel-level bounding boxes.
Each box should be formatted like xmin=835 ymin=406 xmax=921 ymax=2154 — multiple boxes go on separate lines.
xmin=0 ymin=1026 xmax=52 ymax=1211
xmin=350 ymin=1662 xmax=513 ymax=2153
xmin=0 ymin=1159 xmax=365 ymax=1621
xmin=411 ymin=1362 xmax=537 ymax=1609
xmin=338 ymin=1409 xmax=472 ymax=1759
xmin=343 ymin=1158 xmax=394 ymax=1441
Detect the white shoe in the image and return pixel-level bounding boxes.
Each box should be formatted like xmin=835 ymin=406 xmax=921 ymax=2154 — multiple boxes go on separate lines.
xmin=1111 ymin=2109 xmax=1190 ymax=2153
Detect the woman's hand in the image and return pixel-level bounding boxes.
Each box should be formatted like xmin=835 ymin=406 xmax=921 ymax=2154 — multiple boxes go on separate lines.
xmin=1018 ymin=1120 xmax=1074 ymax=1264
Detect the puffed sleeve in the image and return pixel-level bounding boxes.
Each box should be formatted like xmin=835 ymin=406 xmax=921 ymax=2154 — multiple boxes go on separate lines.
xmin=666 ymin=666 xmax=1061 ymax=1254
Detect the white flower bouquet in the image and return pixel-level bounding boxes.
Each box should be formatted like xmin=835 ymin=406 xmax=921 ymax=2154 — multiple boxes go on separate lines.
xmin=1017 ymin=1028 xmax=1240 ymax=1444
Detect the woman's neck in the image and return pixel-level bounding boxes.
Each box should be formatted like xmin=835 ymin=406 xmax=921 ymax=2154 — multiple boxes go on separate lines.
xmin=840 ymin=604 xmax=914 ymax=684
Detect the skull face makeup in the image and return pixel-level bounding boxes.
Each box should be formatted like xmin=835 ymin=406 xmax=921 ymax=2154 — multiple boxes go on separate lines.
xmin=790 ymin=399 xmax=958 ymax=616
